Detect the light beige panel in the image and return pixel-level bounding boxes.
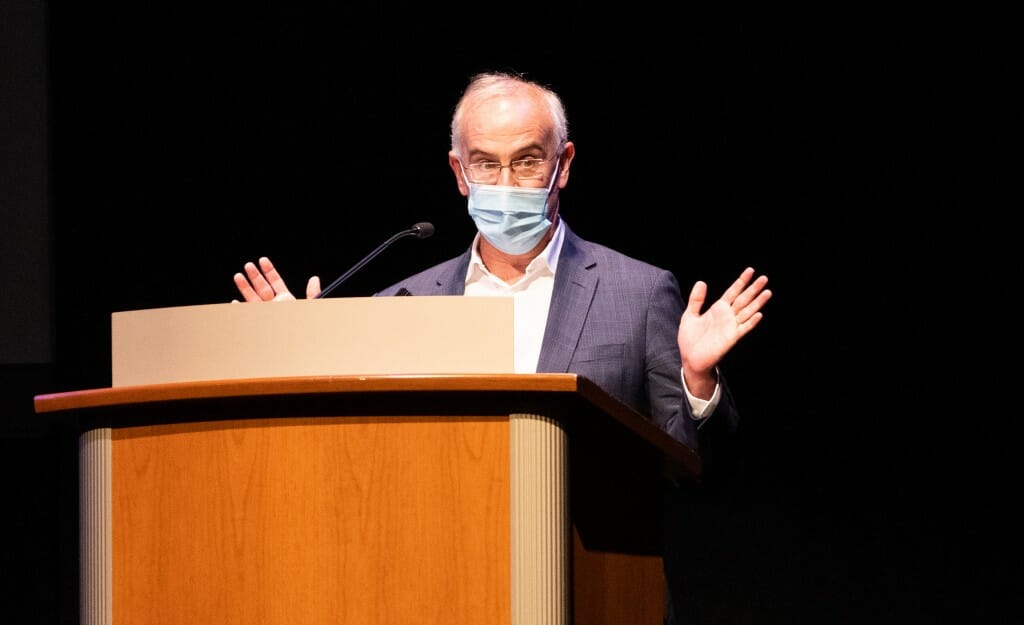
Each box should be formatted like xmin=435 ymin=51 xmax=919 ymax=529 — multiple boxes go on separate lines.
xmin=111 ymin=296 xmax=514 ymax=386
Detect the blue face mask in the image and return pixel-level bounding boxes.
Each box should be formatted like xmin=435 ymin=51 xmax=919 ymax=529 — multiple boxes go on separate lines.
xmin=464 ymin=158 xmax=560 ymax=255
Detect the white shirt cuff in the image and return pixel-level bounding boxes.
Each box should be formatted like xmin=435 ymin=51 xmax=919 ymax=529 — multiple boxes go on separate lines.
xmin=681 ymin=366 xmax=721 ymax=420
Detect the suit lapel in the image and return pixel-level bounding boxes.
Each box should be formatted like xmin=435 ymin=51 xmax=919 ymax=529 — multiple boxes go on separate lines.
xmin=536 ymin=227 xmax=597 ymax=373
xmin=433 ymin=250 xmax=471 ymax=295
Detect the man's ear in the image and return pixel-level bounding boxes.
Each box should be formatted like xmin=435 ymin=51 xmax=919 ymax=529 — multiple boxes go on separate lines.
xmin=448 ymin=152 xmax=469 ymax=197
xmin=556 ymin=141 xmax=575 ymax=189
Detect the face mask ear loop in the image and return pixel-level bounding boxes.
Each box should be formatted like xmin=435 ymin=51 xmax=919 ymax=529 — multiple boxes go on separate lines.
xmin=546 ymin=156 xmax=562 ymax=194
xmin=539 ymin=156 xmax=562 ymax=215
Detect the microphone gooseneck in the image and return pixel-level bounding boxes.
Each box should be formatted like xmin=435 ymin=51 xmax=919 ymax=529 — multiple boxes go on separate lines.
xmin=314 ymin=222 xmax=434 ymax=299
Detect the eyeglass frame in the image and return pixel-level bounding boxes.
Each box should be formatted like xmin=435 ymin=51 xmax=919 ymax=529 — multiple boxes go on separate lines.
xmin=458 ymin=151 xmax=562 ymax=185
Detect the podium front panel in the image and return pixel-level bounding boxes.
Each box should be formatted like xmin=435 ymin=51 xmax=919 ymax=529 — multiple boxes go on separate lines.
xmin=105 ymin=415 xmax=511 ymax=625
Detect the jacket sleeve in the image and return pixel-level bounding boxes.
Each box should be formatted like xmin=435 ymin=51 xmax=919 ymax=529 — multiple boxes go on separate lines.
xmin=646 ymin=268 xmax=742 ymax=487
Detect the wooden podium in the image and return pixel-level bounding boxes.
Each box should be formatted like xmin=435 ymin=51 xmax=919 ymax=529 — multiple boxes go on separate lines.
xmin=34 ymin=299 xmax=701 ymax=625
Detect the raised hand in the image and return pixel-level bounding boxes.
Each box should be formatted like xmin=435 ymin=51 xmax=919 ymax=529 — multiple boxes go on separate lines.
xmin=677 ymin=267 xmax=772 ymax=398
xmin=232 ymin=257 xmax=321 ymax=302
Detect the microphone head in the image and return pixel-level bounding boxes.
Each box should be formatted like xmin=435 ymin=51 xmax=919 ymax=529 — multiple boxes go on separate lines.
xmin=412 ymin=222 xmax=435 ymax=239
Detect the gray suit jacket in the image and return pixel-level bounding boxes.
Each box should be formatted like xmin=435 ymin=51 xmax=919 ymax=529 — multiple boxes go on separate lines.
xmin=376 ymin=222 xmax=740 ymax=455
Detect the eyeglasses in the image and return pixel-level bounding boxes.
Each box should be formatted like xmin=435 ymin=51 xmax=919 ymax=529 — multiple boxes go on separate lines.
xmin=462 ymin=157 xmax=553 ymax=184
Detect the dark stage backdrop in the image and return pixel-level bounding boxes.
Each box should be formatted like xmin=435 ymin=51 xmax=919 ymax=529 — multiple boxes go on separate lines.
xmin=3 ymin=4 xmax=1016 ymax=624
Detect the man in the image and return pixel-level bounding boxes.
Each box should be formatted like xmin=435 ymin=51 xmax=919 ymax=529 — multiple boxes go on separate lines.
xmin=235 ymin=71 xmax=770 ymax=449
xmin=234 ymin=71 xmax=771 ymax=621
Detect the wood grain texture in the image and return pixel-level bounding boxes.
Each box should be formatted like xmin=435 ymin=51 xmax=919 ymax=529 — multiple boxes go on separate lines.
xmin=572 ymin=528 xmax=664 ymax=625
xmin=112 ymin=416 xmax=509 ymax=625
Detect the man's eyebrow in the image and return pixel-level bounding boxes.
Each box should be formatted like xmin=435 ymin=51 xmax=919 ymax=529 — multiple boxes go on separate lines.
xmin=465 ymin=143 xmax=547 ymax=160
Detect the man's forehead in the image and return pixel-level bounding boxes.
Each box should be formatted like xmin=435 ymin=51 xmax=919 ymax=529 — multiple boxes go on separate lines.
xmin=461 ymin=95 xmax=555 ymax=153
xmin=463 ymin=126 xmax=548 ymax=151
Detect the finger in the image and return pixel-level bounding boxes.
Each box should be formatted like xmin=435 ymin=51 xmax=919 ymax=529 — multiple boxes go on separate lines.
xmin=737 ymin=289 xmax=772 ymax=326
xmin=732 ymin=274 xmax=770 ymax=311
xmin=737 ymin=311 xmax=764 ymax=336
xmin=242 ymin=261 xmax=276 ymax=301
xmin=747 ymin=288 xmax=773 ymax=316
xmin=258 ymin=257 xmax=292 ymax=298
xmin=233 ymin=269 xmax=264 ymax=303
xmin=306 ymin=275 xmax=321 ymax=299
xmin=720 ymin=267 xmax=757 ymax=305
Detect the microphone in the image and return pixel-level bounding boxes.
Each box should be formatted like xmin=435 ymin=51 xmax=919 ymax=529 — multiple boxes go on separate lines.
xmin=315 ymin=222 xmax=434 ymax=298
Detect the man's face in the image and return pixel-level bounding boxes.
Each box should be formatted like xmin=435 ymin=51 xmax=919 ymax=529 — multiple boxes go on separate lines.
xmin=458 ymin=93 xmax=560 ymax=189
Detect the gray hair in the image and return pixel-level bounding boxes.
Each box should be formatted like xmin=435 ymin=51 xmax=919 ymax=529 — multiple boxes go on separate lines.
xmin=450 ymin=71 xmax=569 ymax=157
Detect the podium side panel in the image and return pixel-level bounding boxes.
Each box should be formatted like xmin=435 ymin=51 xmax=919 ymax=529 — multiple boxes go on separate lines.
xmin=571 ymin=529 xmax=665 ymax=625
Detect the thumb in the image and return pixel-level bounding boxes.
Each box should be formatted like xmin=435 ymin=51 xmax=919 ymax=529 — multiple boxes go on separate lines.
xmin=306 ymin=276 xmax=322 ymax=299
xmin=686 ymin=280 xmax=708 ymax=315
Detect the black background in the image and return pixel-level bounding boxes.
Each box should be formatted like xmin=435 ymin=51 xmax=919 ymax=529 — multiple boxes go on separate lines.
xmin=2 ymin=4 xmax=1018 ymax=624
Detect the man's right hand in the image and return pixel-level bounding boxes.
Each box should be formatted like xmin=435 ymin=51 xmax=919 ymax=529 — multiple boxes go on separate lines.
xmin=233 ymin=257 xmax=321 ymax=302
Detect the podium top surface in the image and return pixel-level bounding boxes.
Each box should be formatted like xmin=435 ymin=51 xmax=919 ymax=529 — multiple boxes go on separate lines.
xmin=35 ymin=373 xmax=700 ymax=479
